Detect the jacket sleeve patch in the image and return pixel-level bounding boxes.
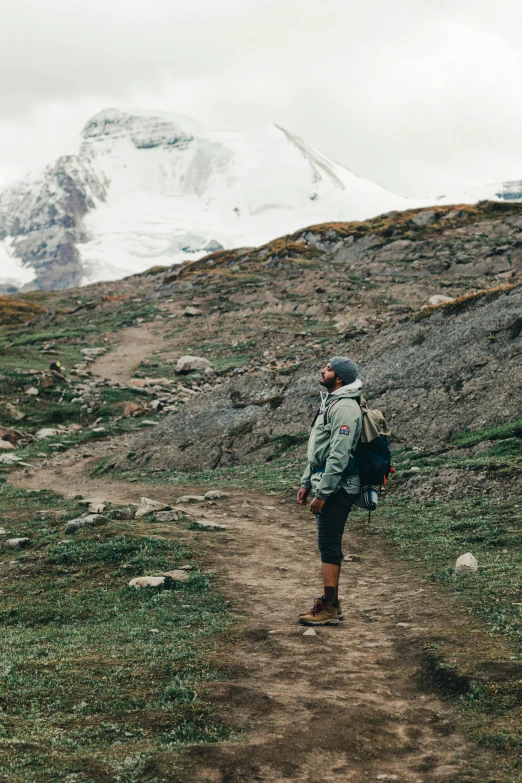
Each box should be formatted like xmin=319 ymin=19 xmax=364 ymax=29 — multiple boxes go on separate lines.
xmin=339 ymin=424 xmax=351 ymax=435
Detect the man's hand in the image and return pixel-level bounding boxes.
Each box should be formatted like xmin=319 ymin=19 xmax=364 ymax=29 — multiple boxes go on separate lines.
xmin=310 ymin=496 xmax=326 ymax=515
xmin=297 ymin=488 xmax=309 ymax=505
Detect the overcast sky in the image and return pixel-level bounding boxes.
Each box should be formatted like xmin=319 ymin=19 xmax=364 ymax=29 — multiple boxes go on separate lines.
xmin=1 ymin=0 xmax=522 ymax=198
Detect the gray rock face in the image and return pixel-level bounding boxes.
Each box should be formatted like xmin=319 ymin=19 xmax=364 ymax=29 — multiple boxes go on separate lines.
xmin=125 ymin=284 xmax=522 ymax=470
xmin=0 ymin=155 xmax=107 ymax=290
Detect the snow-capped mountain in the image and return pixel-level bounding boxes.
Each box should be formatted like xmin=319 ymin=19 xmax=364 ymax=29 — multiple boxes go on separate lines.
xmin=0 ymin=108 xmax=410 ymax=291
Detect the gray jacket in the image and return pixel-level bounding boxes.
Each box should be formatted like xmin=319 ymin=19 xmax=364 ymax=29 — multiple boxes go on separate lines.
xmin=301 ymin=387 xmax=362 ymax=500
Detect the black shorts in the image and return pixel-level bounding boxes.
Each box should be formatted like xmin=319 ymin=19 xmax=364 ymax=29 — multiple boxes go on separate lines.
xmin=316 ymin=489 xmax=358 ymax=565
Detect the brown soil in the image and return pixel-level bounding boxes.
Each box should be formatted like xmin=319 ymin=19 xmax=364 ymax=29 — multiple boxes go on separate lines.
xmin=11 ymin=456 xmax=493 ymax=782
xmin=92 ymin=322 xmax=169 ymax=384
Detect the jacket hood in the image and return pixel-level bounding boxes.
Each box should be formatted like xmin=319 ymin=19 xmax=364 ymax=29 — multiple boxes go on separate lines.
xmin=319 ymin=379 xmax=362 ymax=413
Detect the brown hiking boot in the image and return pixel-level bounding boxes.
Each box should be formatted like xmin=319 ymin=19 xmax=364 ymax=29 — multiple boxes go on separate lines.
xmin=298 ymin=597 xmax=339 ymax=626
xmin=298 ymin=598 xmax=343 ymax=620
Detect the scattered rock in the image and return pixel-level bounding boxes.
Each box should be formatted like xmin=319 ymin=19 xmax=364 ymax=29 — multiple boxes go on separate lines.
xmin=129 ymin=576 xmax=165 ymax=588
xmin=0 ymin=453 xmax=22 ymax=464
xmin=175 ymin=355 xmax=211 ymax=373
xmin=154 ymin=510 xmax=184 ymax=523
xmin=183 ymin=306 xmax=202 ymax=317
xmin=129 ymin=378 xmax=147 ymax=388
xmin=64 ymin=514 xmax=106 ymax=534
xmin=135 ymin=497 xmax=172 ymax=518
xmin=192 ymin=520 xmax=229 ymax=531
xmin=303 ymin=628 xmax=317 ymax=636
xmin=160 ymin=570 xmax=190 ymax=582
xmin=36 ymin=428 xmax=60 ymax=440
xmin=25 ymin=387 xmax=39 ymax=396
xmin=177 ymin=495 xmax=206 ymax=504
xmin=0 ymin=426 xmax=25 ymax=444
xmin=428 ymin=294 xmax=454 ymax=306
xmin=0 ymin=440 xmax=14 ymax=450
xmin=204 ymin=490 xmax=230 ymax=500
xmin=455 ymin=552 xmax=478 ymax=573
xmin=7 ymin=537 xmax=30 ymax=549
xmin=123 ymin=401 xmax=145 ymax=418
xmin=88 ymin=502 xmax=106 ymax=514
xmin=0 ymin=528 xmax=6 ymax=535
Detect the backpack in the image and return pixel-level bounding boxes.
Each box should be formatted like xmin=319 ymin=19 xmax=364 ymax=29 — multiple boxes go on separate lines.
xmin=325 ymin=396 xmax=392 ymax=520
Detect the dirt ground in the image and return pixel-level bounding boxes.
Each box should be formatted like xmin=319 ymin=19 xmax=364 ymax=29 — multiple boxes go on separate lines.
xmin=93 ymin=323 xmax=169 ymax=384
xmin=11 ymin=447 xmax=494 ymax=783
xmin=6 ymin=323 xmax=498 ymax=782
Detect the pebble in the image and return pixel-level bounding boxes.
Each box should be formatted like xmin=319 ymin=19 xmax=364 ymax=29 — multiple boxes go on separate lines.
xmin=303 ymin=628 xmax=317 ymax=637
xmin=129 ymin=576 xmax=165 ymax=588
xmin=204 ymin=490 xmax=230 ymax=500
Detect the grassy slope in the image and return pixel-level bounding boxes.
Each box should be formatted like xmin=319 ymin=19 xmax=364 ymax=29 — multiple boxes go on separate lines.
xmin=0 ymin=483 xmax=233 ymax=783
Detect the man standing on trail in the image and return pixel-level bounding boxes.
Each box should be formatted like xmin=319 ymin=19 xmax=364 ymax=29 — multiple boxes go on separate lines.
xmin=297 ymin=357 xmax=363 ymax=626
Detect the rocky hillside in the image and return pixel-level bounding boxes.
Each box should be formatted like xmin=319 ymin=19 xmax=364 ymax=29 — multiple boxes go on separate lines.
xmin=124 ymin=202 xmax=522 ymax=474
xmin=0 ymin=201 xmax=520 ymax=494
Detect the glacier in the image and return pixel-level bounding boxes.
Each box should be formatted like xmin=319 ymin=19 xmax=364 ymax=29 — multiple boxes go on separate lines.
xmin=0 ymin=108 xmax=410 ymax=290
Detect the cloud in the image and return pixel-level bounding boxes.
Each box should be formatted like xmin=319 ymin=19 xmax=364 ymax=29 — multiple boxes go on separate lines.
xmin=1 ymin=0 xmax=522 ymax=196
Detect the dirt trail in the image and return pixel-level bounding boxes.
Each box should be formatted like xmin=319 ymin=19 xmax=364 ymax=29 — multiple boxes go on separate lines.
xmin=92 ymin=322 xmax=170 ymax=384
xmin=11 ymin=456 xmax=484 ymax=782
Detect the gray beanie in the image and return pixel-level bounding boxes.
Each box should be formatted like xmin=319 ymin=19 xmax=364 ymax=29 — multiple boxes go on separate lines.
xmin=329 ymin=356 xmax=359 ymax=385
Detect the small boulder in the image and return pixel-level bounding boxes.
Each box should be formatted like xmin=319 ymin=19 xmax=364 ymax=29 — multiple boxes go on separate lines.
xmin=7 ymin=537 xmax=30 ymax=549
xmin=0 ymin=426 xmax=24 ymax=444
xmin=204 ymin=490 xmax=230 ymax=501
xmin=25 ymin=387 xmax=39 ymax=396
xmin=129 ymin=576 xmax=165 ymax=588
xmin=36 ymin=428 xmax=60 ymax=440
xmin=428 ymin=294 xmax=454 ymax=306
xmin=177 ymin=495 xmax=206 ymax=504
xmin=65 ymin=514 xmax=105 ymax=534
xmin=455 ymin=552 xmax=478 ymax=573
xmin=183 ymin=306 xmax=202 ymax=317
xmin=154 ymin=510 xmax=184 ymax=523
xmin=0 ymin=440 xmax=14 ymax=450
xmin=175 ymin=355 xmax=211 ymax=374
xmin=88 ymin=502 xmax=106 ymax=514
xmin=135 ymin=497 xmax=171 ymax=518
xmin=123 ymin=401 xmax=145 ymax=418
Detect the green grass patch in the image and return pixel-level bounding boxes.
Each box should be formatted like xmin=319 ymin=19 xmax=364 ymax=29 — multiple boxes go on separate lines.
xmin=453 ymin=419 xmax=522 ymax=448
xmin=0 ymin=483 xmax=234 ymax=782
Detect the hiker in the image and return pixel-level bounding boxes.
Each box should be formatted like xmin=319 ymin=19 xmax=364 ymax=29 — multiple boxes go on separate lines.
xmin=297 ymin=357 xmax=363 ymax=626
